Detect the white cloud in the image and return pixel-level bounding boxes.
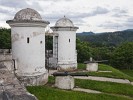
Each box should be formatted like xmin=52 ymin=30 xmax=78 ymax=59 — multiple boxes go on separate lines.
xmin=0 ymin=0 xmax=133 ymax=32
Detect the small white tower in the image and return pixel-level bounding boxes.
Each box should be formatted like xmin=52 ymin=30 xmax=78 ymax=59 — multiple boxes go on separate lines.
xmin=6 ymin=8 xmax=50 ymax=85
xmin=51 ymin=16 xmax=78 ymax=71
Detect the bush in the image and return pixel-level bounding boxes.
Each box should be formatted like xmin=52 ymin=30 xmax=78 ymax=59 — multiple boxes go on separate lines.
xmin=76 ymin=38 xmax=91 ymax=63
xmin=0 ymin=28 xmax=11 ymax=49
xmin=110 ymin=42 xmax=133 ymax=69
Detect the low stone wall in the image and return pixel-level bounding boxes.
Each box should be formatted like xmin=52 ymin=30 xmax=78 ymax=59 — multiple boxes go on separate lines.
xmin=0 ymin=49 xmax=13 ymax=73
xmin=0 ymin=54 xmax=12 ymax=61
xmin=0 ymin=49 xmax=11 ymax=54
xmin=0 ymin=61 xmax=37 ymax=100
xmin=0 ymin=60 xmax=14 ymax=72
xmin=0 ymin=49 xmax=12 ymax=61
xmin=0 ymin=62 xmax=37 ymax=100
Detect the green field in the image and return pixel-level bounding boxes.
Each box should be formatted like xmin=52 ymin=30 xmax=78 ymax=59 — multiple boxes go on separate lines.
xmin=78 ymin=64 xmax=133 ymax=81
xmin=121 ymin=70 xmax=133 ymax=77
xmin=75 ymin=79 xmax=133 ymax=97
xmin=27 ymin=86 xmax=133 ymax=100
xmin=27 ymin=64 xmax=133 ymax=100
xmin=49 ymin=75 xmax=133 ymax=97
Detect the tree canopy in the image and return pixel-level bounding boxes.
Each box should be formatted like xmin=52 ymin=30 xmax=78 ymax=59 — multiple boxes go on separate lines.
xmin=0 ymin=28 xmax=11 ymax=49
xmin=76 ymin=38 xmax=91 ymax=63
xmin=110 ymin=42 xmax=133 ymax=69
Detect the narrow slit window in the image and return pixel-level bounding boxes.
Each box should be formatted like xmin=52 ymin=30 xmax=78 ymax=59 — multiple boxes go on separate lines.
xmin=27 ymin=37 xmax=29 ymax=43
xmin=69 ymin=39 xmax=70 ymax=42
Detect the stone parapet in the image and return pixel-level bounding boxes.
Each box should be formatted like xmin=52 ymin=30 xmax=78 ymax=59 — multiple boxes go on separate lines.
xmin=0 ymin=62 xmax=37 ymax=100
xmin=0 ymin=49 xmax=12 ymax=61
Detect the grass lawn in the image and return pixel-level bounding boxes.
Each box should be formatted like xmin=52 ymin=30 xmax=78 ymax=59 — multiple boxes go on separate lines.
xmin=78 ymin=64 xmax=133 ymax=81
xmin=121 ymin=70 xmax=133 ymax=77
xmin=26 ymin=64 xmax=133 ymax=100
xmin=27 ymin=86 xmax=133 ymax=100
xmin=75 ymin=79 xmax=133 ymax=97
xmin=78 ymin=63 xmax=86 ymax=70
xmin=49 ymin=76 xmax=133 ymax=97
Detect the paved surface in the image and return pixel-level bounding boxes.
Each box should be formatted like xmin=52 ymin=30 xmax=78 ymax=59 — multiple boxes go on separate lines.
xmin=0 ymin=62 xmax=37 ymax=100
xmin=98 ymin=70 xmax=112 ymax=73
xmin=73 ymin=88 xmax=101 ymax=94
xmin=74 ymin=76 xmax=130 ymax=84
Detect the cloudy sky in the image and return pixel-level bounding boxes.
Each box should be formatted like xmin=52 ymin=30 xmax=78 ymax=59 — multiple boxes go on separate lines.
xmin=0 ymin=0 xmax=133 ymax=33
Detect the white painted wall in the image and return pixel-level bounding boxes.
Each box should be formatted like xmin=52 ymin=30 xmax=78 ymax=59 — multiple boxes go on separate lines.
xmin=53 ymin=30 xmax=77 ymax=70
xmin=11 ymin=26 xmax=46 ymax=76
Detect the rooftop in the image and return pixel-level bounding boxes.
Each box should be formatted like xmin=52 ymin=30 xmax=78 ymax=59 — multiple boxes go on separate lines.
xmin=55 ymin=16 xmax=74 ymax=27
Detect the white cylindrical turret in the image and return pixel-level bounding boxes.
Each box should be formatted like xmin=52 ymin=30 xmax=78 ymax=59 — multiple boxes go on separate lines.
xmin=51 ymin=16 xmax=78 ymax=71
xmin=6 ymin=8 xmax=50 ymax=85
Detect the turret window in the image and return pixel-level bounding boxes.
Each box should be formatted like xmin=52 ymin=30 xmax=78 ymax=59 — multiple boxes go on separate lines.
xmin=27 ymin=37 xmax=29 ymax=43
xmin=69 ymin=39 xmax=70 ymax=42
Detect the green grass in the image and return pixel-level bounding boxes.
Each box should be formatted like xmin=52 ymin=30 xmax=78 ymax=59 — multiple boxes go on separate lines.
xmin=78 ymin=64 xmax=133 ymax=81
xmin=121 ymin=70 xmax=133 ymax=77
xmin=49 ymin=76 xmax=133 ymax=97
xmin=75 ymin=79 xmax=133 ymax=97
xmin=26 ymin=65 xmax=133 ymax=100
xmin=48 ymin=76 xmax=55 ymax=84
xmin=78 ymin=63 xmax=86 ymax=70
xmin=98 ymin=64 xmax=115 ymax=71
xmin=27 ymin=86 xmax=133 ymax=100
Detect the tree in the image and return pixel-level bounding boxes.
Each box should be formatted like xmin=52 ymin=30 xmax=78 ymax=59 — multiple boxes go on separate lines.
xmin=90 ymin=47 xmax=111 ymax=61
xmin=76 ymin=38 xmax=91 ymax=63
xmin=0 ymin=28 xmax=11 ymax=49
xmin=45 ymin=36 xmax=53 ymax=50
xmin=110 ymin=42 xmax=133 ymax=69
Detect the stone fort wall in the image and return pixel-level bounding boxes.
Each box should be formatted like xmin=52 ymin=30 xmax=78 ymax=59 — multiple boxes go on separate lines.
xmin=0 ymin=49 xmax=14 ymax=72
xmin=0 ymin=49 xmax=12 ymax=61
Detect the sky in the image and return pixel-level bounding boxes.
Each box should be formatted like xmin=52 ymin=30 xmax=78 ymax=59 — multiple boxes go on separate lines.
xmin=0 ymin=0 xmax=133 ymax=33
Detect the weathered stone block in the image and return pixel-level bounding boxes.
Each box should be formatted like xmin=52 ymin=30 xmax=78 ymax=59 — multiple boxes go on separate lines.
xmin=55 ymin=76 xmax=74 ymax=89
xmin=17 ymin=72 xmax=48 ymax=86
xmin=1 ymin=91 xmax=37 ymax=100
xmin=0 ymin=62 xmax=38 ymax=100
xmin=57 ymin=63 xmax=77 ymax=71
xmin=0 ymin=54 xmax=12 ymax=61
xmin=3 ymin=61 xmax=14 ymax=72
xmin=86 ymin=63 xmax=98 ymax=72
xmin=0 ymin=94 xmax=3 ymax=100
xmin=3 ymin=91 xmax=37 ymax=100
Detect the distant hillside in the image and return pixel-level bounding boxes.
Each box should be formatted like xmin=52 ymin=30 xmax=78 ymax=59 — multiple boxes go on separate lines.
xmin=77 ymin=30 xmax=133 ymax=46
xmin=124 ymin=29 xmax=133 ymax=32
xmin=77 ymin=32 xmax=94 ymax=36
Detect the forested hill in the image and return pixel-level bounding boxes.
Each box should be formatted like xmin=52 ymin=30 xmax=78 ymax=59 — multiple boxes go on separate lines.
xmin=76 ymin=32 xmax=94 ymax=35
xmin=77 ymin=29 xmax=133 ymax=46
